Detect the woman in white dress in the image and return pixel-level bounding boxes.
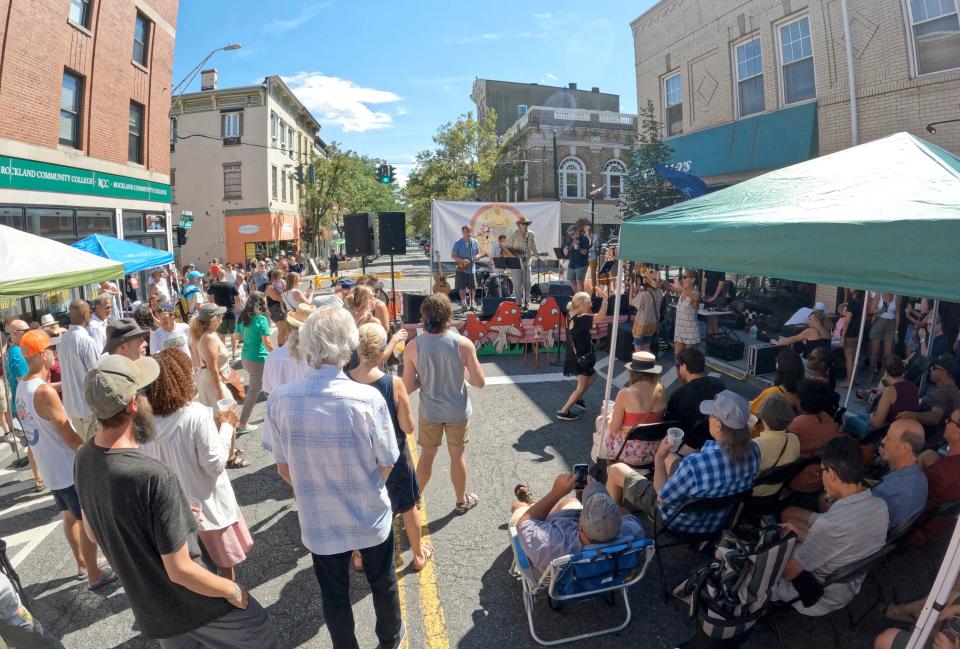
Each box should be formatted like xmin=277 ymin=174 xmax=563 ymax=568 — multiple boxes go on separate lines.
xmin=654 ymin=268 xmax=701 ymax=357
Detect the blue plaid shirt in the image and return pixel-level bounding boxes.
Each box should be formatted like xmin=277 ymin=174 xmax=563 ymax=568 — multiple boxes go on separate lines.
xmin=267 ymin=365 xmax=399 ymax=556
xmin=658 ymin=440 xmax=760 ymax=534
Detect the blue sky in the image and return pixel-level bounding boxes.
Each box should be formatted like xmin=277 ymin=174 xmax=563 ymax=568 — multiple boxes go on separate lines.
xmin=172 ymin=1 xmax=657 ymax=182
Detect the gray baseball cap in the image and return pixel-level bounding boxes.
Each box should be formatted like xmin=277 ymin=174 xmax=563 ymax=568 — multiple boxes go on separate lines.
xmin=103 ymin=318 xmax=147 ymax=354
xmin=700 ymin=390 xmax=750 ymax=430
xmin=83 ymin=354 xmax=159 ymax=419
xmin=580 ymin=481 xmax=622 ymax=544
xmin=197 ymin=303 xmax=227 ymax=323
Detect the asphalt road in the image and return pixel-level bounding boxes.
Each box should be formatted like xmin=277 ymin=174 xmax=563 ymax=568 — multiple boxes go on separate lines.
xmin=1 ymin=252 xmax=947 ymax=648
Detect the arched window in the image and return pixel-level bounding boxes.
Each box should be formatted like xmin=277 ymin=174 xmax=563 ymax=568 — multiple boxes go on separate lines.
xmin=603 ymin=159 xmax=626 ymax=199
xmin=559 ymin=157 xmax=585 ymax=199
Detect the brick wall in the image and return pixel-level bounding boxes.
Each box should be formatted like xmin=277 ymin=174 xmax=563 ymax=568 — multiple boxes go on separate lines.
xmin=0 ymin=0 xmax=177 ymax=174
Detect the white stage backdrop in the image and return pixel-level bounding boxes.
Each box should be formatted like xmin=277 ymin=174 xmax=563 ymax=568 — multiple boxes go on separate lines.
xmin=430 ymin=201 xmax=561 ymax=265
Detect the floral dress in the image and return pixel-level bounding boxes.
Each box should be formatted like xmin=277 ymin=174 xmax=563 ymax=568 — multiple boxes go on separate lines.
xmin=674 ymin=294 xmax=701 ymax=345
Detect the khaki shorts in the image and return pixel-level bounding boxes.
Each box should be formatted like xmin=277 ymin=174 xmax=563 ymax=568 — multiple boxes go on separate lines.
xmin=869 ymin=316 xmax=896 ymax=343
xmin=418 ymin=415 xmax=469 ymax=447
xmin=0 ymin=381 xmax=7 ymax=413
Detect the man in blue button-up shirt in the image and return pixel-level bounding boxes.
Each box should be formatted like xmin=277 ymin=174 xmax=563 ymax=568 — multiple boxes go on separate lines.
xmin=267 ymin=305 xmax=402 ymax=649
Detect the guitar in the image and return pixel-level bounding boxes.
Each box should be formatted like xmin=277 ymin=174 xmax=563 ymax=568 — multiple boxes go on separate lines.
xmin=432 ymin=250 xmax=451 ymax=293
xmin=454 ymin=253 xmax=489 ymax=270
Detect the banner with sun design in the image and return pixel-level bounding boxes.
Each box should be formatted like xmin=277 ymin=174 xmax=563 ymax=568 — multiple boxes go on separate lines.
xmin=430 ymin=201 xmax=561 ymax=265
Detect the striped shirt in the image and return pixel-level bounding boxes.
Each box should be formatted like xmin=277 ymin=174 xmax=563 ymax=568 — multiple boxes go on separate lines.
xmin=267 ymin=365 xmax=399 ymax=556
xmin=658 ymin=440 xmax=760 ymax=534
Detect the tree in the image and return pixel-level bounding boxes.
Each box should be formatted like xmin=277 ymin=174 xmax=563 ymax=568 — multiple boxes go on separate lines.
xmin=300 ymin=143 xmax=404 ymax=256
xmin=622 ymin=99 xmax=684 ymax=217
xmin=403 ymin=110 xmax=518 ymax=236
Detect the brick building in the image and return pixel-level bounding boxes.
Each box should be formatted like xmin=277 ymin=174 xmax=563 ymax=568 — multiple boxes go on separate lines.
xmin=471 ymin=79 xmax=620 ymax=136
xmin=171 ymin=73 xmax=324 ymax=265
xmin=499 ymin=105 xmax=637 ymax=237
xmin=0 ymin=0 xmax=176 ymax=313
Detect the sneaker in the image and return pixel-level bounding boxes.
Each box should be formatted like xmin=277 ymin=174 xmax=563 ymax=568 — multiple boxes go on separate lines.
xmin=557 ymin=410 xmax=579 ymax=421
xmin=236 ymin=425 xmax=257 ymax=435
xmin=574 ymin=399 xmax=586 ymax=410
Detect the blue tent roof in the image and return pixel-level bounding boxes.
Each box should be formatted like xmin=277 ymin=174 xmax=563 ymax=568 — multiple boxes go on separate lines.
xmin=72 ymin=234 xmax=174 ymax=275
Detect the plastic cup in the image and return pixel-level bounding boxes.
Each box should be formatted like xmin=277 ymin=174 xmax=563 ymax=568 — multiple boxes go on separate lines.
xmin=216 ymin=398 xmax=236 ymax=413
xmin=667 ymin=427 xmax=685 ymax=453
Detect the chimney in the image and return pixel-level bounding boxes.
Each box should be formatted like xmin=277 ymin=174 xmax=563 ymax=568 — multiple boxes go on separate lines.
xmin=200 ymin=69 xmax=218 ymax=91
xmin=591 ymin=86 xmax=600 ymax=93
xmin=568 ymin=82 xmax=577 ymax=90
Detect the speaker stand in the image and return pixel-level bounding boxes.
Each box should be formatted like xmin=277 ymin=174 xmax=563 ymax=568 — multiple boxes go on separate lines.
xmin=389 ymin=254 xmax=398 ymax=325
xmin=361 ymin=256 xmax=366 ymax=276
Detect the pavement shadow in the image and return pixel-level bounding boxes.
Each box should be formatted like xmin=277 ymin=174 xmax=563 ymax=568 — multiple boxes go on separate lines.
xmin=229 ymin=462 xmax=292 ymax=508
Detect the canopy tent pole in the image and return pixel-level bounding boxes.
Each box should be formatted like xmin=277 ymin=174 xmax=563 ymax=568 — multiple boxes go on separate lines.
xmin=919 ymin=299 xmax=941 ymax=394
xmin=843 ymin=289 xmax=870 ymax=410
xmin=905 ymin=516 xmax=960 ymax=649
xmin=600 ymin=260 xmax=626 ymax=428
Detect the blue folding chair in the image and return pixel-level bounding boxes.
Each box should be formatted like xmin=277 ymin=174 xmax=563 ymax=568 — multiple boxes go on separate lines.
xmin=508 ymin=527 xmax=655 ymax=646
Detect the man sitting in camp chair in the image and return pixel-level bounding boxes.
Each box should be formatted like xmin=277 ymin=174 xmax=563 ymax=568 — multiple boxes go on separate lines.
xmin=510 ymin=474 xmax=644 ymax=579
xmin=771 ymin=436 xmax=889 ymax=616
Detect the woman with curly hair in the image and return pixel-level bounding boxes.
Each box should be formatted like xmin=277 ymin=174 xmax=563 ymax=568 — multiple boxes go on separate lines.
xmin=344 ymin=285 xmax=378 ymax=327
xmin=356 ymin=274 xmax=390 ymax=329
xmin=140 ymin=349 xmax=253 ymax=580
xmin=235 ymin=291 xmax=274 ymax=437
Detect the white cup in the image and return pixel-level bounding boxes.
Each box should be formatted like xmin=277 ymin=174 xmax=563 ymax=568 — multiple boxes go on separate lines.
xmin=667 ymin=427 xmax=685 ymax=453
xmin=216 ymin=398 xmax=236 ymax=413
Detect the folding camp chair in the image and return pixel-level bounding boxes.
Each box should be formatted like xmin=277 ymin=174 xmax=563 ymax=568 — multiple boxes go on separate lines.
xmin=508 ymin=527 xmax=655 ymax=646
xmin=744 ymin=457 xmax=817 ymax=517
xmin=591 ymin=420 xmax=679 ymax=483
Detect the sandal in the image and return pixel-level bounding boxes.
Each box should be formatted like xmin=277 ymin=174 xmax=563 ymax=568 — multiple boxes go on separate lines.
xmin=454 ymin=493 xmax=480 ymax=515
xmin=226 ymin=457 xmax=250 ymax=469
xmin=233 ymin=448 xmax=245 ymax=456
xmin=34 ymin=480 xmax=45 ymax=493
xmin=514 ymin=484 xmax=535 ymax=504
xmin=883 ymin=604 xmax=918 ymax=624
xmin=88 ymin=566 xmax=119 ymax=591
xmin=352 ymin=550 xmax=364 ymax=573
xmin=412 ymin=543 xmax=434 ymax=572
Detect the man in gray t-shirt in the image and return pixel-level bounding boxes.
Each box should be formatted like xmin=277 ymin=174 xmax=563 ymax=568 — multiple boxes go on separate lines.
xmin=510 ymin=474 xmax=646 ymax=579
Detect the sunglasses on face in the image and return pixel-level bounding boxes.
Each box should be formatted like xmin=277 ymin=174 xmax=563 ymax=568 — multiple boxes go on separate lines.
xmin=949 ymin=415 xmax=960 ymax=429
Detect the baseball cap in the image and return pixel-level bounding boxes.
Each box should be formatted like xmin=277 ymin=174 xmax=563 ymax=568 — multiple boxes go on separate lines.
xmin=104 ymin=318 xmax=148 ymax=354
xmin=813 ymin=301 xmax=827 ymax=311
xmin=84 ymin=355 xmax=159 ymax=419
xmin=579 ymin=481 xmax=622 ymax=544
xmin=336 ymin=278 xmax=356 ymax=289
xmin=933 ymin=354 xmax=959 ymax=377
xmin=20 ymin=330 xmax=51 ymax=357
xmin=197 ymin=303 xmax=227 ymax=323
xmin=700 ymin=390 xmax=750 ymax=430
xmin=187 ymin=270 xmax=203 ymax=280
xmin=158 ymin=302 xmax=175 ymax=313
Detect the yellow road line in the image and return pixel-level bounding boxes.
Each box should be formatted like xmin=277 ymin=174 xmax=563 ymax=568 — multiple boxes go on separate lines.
xmin=394 ymin=515 xmax=410 ymax=649
xmin=405 ymin=433 xmax=450 ymax=649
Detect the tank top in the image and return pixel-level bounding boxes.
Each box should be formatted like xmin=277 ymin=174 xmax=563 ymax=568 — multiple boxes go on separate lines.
xmin=416 ymin=330 xmax=471 ymax=422
xmin=15 ymin=377 xmax=76 ymax=490
xmin=371 ymin=374 xmax=404 ymax=448
xmin=282 ymin=289 xmax=300 ymax=311
xmin=888 ymin=381 xmax=920 ymax=422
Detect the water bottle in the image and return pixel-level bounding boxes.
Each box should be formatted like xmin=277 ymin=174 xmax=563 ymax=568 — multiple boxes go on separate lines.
xmin=749 ymin=324 xmax=758 ymax=338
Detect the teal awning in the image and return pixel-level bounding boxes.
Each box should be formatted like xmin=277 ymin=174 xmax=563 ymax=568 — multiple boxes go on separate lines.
xmin=665 ymin=103 xmax=818 ymax=179
xmin=619 ymin=132 xmax=960 ymax=303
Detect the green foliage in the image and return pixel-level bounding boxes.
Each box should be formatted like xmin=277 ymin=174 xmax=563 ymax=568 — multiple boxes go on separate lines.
xmin=622 ymin=99 xmax=684 ymax=217
xmin=402 ymin=110 xmax=518 ymax=236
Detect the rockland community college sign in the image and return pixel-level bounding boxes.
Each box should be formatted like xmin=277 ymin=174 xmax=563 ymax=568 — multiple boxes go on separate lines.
xmin=0 ymin=156 xmax=171 ymax=203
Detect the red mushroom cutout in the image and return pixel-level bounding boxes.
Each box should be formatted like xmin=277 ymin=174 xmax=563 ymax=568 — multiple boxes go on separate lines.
xmin=462 ymin=314 xmax=489 ymax=348
xmin=533 ymin=297 xmax=562 ymax=348
xmin=487 ymin=301 xmax=524 ymax=353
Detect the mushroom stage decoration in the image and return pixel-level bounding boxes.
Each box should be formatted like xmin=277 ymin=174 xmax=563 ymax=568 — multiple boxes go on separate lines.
xmin=462 ymin=314 xmax=489 ymax=348
xmin=533 ymin=297 xmax=562 ymax=348
xmin=486 ymin=300 xmax=524 ymax=353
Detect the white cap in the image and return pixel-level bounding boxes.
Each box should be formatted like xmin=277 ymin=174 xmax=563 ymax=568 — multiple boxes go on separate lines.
xmin=813 ymin=301 xmax=826 ymax=311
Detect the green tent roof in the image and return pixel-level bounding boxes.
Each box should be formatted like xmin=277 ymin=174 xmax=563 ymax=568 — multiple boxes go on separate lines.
xmin=619 ymin=132 xmax=960 ymax=302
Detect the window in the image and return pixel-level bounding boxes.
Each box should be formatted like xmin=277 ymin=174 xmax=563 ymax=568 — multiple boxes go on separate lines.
xmin=908 ymin=0 xmax=960 ymax=75
xmin=602 ymin=160 xmax=626 ymax=199
xmin=778 ymin=17 xmax=815 ymax=104
xmin=76 ymin=209 xmax=114 ymax=235
xmin=279 ymin=121 xmax=287 ymax=151
xmin=123 ymin=213 xmax=145 ymax=234
xmin=518 ymin=104 xmax=528 ymax=119
xmin=128 ymin=102 xmax=144 ymax=164
xmin=735 ymin=37 xmax=765 ymax=117
xmin=223 ymin=163 xmax=242 ymax=200
xmin=289 ymin=128 xmax=296 ymax=159
xmin=0 ymin=207 xmax=24 ymax=230
xmin=27 ymin=208 xmax=75 ymax=241
xmin=288 ymin=126 xmax=295 ymax=158
xmin=221 ymin=110 xmax=242 ymax=144
xmin=169 ymin=117 xmax=177 ymax=152
xmin=60 ymin=71 xmax=83 ymax=148
xmin=271 ymin=166 xmax=278 ymax=200
xmin=270 ymin=112 xmax=278 ymax=146
xmin=69 ymin=0 xmax=90 ymax=28
xmin=289 ymin=176 xmax=295 ymax=203
xmin=663 ymin=73 xmax=683 ymax=136
xmin=132 ymin=13 xmax=151 ymax=66
xmin=558 ymin=157 xmax=585 ymax=199
xmin=281 ymin=169 xmax=287 ymax=202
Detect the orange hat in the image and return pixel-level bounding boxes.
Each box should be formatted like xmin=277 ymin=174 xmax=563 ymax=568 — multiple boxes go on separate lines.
xmin=20 ymin=330 xmax=51 ymax=357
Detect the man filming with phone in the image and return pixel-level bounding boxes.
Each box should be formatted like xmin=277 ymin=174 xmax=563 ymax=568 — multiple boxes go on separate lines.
xmin=508 ymin=469 xmax=645 ymax=579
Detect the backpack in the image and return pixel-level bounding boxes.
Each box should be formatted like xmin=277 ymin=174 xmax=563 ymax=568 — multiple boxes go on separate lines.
xmin=175 ymin=294 xmax=191 ymax=323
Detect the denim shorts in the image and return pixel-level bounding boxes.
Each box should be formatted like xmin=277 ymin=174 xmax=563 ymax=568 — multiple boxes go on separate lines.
xmin=51 ymin=484 xmax=82 ymax=519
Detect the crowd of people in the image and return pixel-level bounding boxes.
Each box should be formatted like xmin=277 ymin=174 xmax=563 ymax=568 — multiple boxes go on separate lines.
xmin=3 ymin=247 xmax=960 ymax=648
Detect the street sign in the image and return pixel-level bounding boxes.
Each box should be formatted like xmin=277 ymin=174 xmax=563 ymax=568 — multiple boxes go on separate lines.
xmin=178 ymin=209 xmax=194 ymax=229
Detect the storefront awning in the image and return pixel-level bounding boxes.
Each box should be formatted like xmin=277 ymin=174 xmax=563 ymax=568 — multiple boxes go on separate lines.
xmin=665 ymin=102 xmax=819 ymax=180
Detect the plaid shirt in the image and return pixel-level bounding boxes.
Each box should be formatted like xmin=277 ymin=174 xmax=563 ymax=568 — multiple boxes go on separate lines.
xmin=268 ymin=365 xmax=399 ymax=556
xmin=658 ymin=440 xmax=760 ymax=534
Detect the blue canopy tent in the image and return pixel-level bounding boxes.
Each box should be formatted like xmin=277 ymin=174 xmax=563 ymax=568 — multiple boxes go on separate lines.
xmin=71 ymin=233 xmax=173 ymax=274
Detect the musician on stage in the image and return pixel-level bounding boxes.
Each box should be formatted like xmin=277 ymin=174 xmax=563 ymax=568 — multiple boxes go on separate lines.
xmin=452 ymin=225 xmax=480 ymax=311
xmin=503 ymin=218 xmax=537 ymax=307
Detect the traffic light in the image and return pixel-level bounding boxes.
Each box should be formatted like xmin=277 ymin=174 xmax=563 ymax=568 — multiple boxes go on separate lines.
xmin=307 ymin=163 xmax=316 ymax=185
xmin=295 ymin=164 xmax=304 ymax=184
xmin=175 ymin=226 xmax=188 ymax=246
xmin=389 ymin=165 xmax=396 ymax=184
xmin=377 ymin=164 xmax=390 ymax=183
xmin=466 ymin=172 xmax=478 ymax=189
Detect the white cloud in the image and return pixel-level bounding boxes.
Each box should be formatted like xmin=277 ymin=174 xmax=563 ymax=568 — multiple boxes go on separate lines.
xmin=262 ymin=2 xmax=331 ymax=35
xmin=446 ymin=32 xmax=503 ymax=45
xmin=283 ymin=72 xmax=401 ymax=133
xmin=546 ymin=72 xmax=557 ymax=81
xmin=396 ymin=106 xmax=408 ymax=116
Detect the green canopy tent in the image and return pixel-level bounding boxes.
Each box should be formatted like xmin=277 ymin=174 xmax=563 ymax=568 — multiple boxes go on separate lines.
xmin=0 ymin=224 xmax=124 ymax=300
xmin=604 ymin=133 xmax=960 ymax=649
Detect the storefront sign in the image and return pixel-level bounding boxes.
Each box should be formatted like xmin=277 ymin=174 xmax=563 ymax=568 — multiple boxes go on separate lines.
xmin=238 ymin=224 xmax=261 ymax=234
xmin=0 ymin=156 xmax=171 ymax=203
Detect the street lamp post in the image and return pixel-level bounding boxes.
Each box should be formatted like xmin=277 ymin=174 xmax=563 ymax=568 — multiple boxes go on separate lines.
xmin=170 ymin=43 xmax=242 ymax=100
